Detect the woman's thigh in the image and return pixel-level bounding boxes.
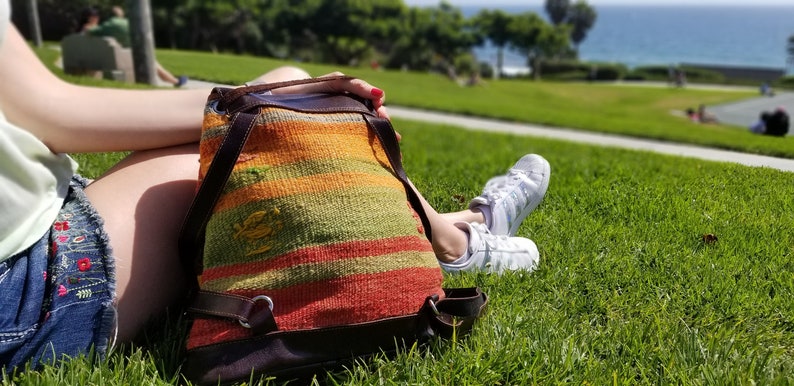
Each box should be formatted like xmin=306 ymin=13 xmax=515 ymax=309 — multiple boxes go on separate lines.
xmin=85 ymin=144 xmax=198 ymax=341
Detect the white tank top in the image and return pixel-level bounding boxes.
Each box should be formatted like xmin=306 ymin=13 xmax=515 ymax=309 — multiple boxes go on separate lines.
xmin=0 ymin=0 xmax=78 ymax=260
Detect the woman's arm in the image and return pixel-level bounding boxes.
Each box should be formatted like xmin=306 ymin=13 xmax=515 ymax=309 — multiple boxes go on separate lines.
xmin=0 ymin=25 xmax=208 ymax=153
xmin=0 ymin=24 xmax=388 ymax=154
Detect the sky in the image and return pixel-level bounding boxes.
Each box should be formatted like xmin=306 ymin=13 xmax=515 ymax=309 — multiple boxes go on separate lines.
xmin=403 ymin=0 xmax=794 ymax=6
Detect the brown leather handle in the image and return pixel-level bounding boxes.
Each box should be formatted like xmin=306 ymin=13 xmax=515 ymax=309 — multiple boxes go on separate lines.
xmin=217 ymin=75 xmax=354 ymax=110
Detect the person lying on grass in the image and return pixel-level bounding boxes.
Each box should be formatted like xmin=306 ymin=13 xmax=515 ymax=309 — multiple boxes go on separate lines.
xmin=0 ymin=0 xmax=549 ymax=371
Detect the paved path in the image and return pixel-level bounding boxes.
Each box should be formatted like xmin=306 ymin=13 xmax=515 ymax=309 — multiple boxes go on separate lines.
xmin=387 ymin=106 xmax=794 ymax=173
xmin=183 ymin=79 xmax=794 ymax=173
xmin=710 ymin=91 xmax=794 ymax=130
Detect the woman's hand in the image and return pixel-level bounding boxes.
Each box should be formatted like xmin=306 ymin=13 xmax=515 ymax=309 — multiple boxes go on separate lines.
xmin=271 ymin=72 xmax=391 ymax=120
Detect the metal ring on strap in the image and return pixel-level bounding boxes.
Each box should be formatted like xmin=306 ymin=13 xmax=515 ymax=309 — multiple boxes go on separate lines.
xmin=239 ymin=295 xmax=274 ymax=329
xmin=427 ymin=298 xmax=441 ymax=316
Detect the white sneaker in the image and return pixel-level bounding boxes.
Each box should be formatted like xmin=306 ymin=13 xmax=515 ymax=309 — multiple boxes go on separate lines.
xmin=439 ymin=222 xmax=540 ymax=274
xmin=470 ymin=154 xmax=550 ymax=236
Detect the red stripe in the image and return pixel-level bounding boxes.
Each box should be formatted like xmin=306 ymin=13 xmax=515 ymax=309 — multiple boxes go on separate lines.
xmin=201 ymin=235 xmax=433 ymax=282
xmin=187 ymin=267 xmax=443 ymax=348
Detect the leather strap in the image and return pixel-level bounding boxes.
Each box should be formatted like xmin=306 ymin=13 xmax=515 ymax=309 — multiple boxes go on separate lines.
xmin=218 ymin=75 xmax=354 ymax=111
xmin=364 ymin=114 xmax=433 ymax=242
xmin=178 ymin=111 xmax=258 ymax=277
xmin=184 ymin=288 xmax=488 ymax=384
xmin=187 ymin=287 xmax=486 ymax=340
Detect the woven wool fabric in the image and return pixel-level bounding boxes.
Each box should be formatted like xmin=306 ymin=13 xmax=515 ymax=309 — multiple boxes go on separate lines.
xmin=188 ymin=105 xmax=443 ymax=349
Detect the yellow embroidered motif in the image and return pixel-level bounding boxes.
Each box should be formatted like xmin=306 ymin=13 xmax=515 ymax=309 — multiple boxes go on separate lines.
xmin=233 ymin=208 xmax=283 ymax=256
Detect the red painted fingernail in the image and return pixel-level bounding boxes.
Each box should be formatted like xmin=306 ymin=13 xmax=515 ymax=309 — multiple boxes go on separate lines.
xmin=371 ymin=88 xmax=384 ymax=97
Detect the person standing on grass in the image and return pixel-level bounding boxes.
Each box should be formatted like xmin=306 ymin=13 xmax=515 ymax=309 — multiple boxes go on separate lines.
xmin=0 ymin=0 xmax=551 ymax=371
xmin=86 ymin=5 xmax=188 ymax=87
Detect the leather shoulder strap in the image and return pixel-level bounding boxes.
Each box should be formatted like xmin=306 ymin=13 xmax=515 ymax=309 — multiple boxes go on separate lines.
xmin=364 ymin=115 xmax=433 ymax=242
xmin=178 ymin=111 xmax=258 ymax=277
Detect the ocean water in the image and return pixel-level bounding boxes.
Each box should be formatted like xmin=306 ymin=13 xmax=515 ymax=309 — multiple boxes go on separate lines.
xmin=463 ymin=5 xmax=794 ymax=74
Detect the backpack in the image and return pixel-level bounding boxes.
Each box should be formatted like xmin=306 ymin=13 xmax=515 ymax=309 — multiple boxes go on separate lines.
xmin=178 ymin=76 xmax=487 ymax=384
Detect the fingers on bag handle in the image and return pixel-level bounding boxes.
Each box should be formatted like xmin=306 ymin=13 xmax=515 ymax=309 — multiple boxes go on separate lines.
xmin=221 ymin=75 xmax=354 ymax=107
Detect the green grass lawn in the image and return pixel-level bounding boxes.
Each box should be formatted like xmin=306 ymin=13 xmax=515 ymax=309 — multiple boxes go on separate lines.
xmin=7 ymin=123 xmax=793 ymax=385
xmin=36 ymin=45 xmax=794 ymax=158
xmin=7 ymin=46 xmax=792 ymax=385
xmin=152 ymin=49 xmax=794 ymax=159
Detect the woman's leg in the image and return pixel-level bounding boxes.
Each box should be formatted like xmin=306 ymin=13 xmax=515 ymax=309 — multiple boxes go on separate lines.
xmin=85 ymin=144 xmax=199 ymax=342
xmin=440 ymin=210 xmax=485 ymax=226
xmin=84 ymin=66 xmax=314 ymax=342
xmin=155 ymin=62 xmax=179 ymax=85
xmin=402 ymin=179 xmax=480 ymax=263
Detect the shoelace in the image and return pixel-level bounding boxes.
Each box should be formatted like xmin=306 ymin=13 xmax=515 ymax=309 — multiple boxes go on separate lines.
xmin=485 ymin=172 xmax=529 ymax=204
xmin=471 ymin=223 xmax=513 ymax=245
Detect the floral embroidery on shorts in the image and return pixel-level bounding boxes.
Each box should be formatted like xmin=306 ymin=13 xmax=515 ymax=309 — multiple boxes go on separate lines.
xmin=44 ymin=198 xmax=111 ymax=312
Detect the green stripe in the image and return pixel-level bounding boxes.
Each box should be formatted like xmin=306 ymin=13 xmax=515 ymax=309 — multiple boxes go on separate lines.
xmin=201 ymin=119 xmax=229 ymax=141
xmin=223 ymin=157 xmax=394 ymax=194
xmin=258 ymin=109 xmax=364 ymax=125
xmin=203 ymin=185 xmax=422 ymax=268
xmin=202 ymin=251 xmax=438 ymax=292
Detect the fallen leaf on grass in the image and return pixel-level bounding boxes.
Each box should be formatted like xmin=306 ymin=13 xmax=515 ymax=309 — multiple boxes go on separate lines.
xmin=702 ymin=233 xmax=718 ymax=244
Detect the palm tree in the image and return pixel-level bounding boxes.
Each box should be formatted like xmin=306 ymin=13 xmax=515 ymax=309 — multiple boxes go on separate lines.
xmin=787 ymin=34 xmax=794 ymax=72
xmin=544 ymin=0 xmax=570 ymax=26
xmin=567 ymin=0 xmax=597 ymax=54
xmin=472 ymin=10 xmax=513 ymax=78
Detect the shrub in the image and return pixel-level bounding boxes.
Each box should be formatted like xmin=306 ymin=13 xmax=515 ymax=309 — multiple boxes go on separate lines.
xmin=589 ymin=64 xmax=627 ymax=80
xmin=678 ymin=66 xmax=726 ymax=83
xmin=629 ymin=65 xmax=675 ymax=82
xmin=777 ymin=76 xmax=794 ymax=90
xmin=539 ymin=60 xmax=627 ymax=81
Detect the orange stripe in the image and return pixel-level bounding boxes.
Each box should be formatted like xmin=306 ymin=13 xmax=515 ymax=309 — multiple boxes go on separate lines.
xmin=187 ymin=267 xmax=443 ymax=348
xmin=200 ymin=235 xmax=433 ymax=282
xmin=198 ymin=133 xmax=390 ymax=180
xmin=202 ymin=112 xmax=228 ymax=130
xmin=198 ymin=122 xmax=390 ymax=179
xmin=199 ymin=119 xmax=373 ymax=160
xmin=213 ymin=171 xmax=403 ymax=212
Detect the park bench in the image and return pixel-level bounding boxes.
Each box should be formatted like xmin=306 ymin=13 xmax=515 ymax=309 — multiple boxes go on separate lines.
xmin=60 ymin=33 xmax=134 ymax=83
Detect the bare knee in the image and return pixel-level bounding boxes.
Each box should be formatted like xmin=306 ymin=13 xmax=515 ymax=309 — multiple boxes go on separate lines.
xmin=252 ymin=66 xmax=311 ymax=84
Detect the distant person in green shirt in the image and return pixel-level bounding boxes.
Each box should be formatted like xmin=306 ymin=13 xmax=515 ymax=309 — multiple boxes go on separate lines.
xmin=87 ymin=6 xmax=188 ymax=87
xmin=89 ymin=6 xmax=130 ymax=47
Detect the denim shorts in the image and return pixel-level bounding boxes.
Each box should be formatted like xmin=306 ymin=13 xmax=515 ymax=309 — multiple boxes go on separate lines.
xmin=0 ymin=176 xmax=117 ymax=370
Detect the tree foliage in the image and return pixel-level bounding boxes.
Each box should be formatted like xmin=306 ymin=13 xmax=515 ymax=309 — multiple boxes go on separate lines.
xmin=544 ymin=0 xmax=570 ymax=26
xmin=508 ymin=12 xmax=570 ymax=79
xmin=568 ymin=0 xmax=597 ymax=51
xmin=471 ymin=9 xmax=514 ymax=76
xmin=543 ymin=0 xmax=597 ymax=53
xmin=17 ymin=0 xmax=579 ymax=78
xmin=10 ymin=0 xmax=117 ymax=38
xmin=787 ymin=34 xmax=794 ymax=70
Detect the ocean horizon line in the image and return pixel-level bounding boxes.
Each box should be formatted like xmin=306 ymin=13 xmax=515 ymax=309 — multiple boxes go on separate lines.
xmin=466 ymin=4 xmax=794 ymax=75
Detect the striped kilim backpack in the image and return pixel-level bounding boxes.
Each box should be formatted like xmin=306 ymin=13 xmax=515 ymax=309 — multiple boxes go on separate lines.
xmin=178 ymin=76 xmax=487 ymax=385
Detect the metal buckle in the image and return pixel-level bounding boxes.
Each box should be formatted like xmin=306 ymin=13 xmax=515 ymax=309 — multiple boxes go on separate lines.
xmin=427 ymin=297 xmax=441 ymax=316
xmin=239 ymin=295 xmax=274 ymax=329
